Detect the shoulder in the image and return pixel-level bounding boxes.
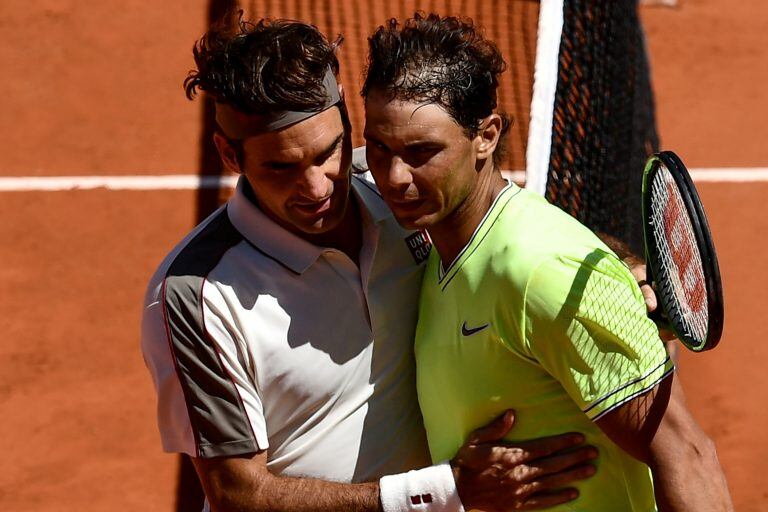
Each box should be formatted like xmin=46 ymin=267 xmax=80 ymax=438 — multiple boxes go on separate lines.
xmin=501 ymin=188 xmax=608 ymax=259
xmin=523 ymin=248 xmax=645 ymax=344
xmin=143 ymin=205 xmax=236 ymax=307
xmin=352 ymin=171 xmax=381 ymax=199
xmin=352 ymin=145 xmax=369 ymax=174
xmin=483 ymin=187 xmax=614 ymax=289
xmin=510 ymin=189 xmax=634 ymax=274
xmin=141 ymin=206 xmax=248 ymax=370
xmin=350 ymin=146 xmax=383 ymax=201
xmin=489 ymin=189 xmax=640 ymax=313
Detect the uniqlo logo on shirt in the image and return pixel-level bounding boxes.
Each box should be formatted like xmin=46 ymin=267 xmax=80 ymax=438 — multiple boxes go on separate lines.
xmin=405 ymin=230 xmax=432 ymax=264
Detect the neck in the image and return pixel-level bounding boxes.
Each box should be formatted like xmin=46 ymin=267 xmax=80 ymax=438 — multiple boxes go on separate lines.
xmin=307 ymin=196 xmax=362 ymax=264
xmin=428 ymin=166 xmax=507 ymax=269
xmin=243 ymin=178 xmax=363 ymax=264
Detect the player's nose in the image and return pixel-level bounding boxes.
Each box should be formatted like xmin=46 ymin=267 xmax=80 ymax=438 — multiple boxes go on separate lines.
xmin=298 ymin=163 xmax=334 ymax=201
xmin=386 ymin=156 xmax=413 ymax=192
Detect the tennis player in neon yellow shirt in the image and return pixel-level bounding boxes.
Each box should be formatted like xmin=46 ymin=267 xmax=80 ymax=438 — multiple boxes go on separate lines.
xmin=362 ymin=13 xmax=732 ymax=512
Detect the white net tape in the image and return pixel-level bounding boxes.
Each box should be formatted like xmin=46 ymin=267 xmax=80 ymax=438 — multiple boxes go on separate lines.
xmin=650 ymin=163 xmax=709 ymax=342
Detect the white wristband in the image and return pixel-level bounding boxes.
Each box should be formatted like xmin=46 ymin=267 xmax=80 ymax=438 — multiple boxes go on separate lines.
xmin=379 ymin=461 xmax=465 ymax=512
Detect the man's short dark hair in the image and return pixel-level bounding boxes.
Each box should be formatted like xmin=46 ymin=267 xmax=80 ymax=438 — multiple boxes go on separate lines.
xmin=185 ymin=13 xmax=342 ymax=116
xmin=362 ymin=13 xmax=511 ymax=167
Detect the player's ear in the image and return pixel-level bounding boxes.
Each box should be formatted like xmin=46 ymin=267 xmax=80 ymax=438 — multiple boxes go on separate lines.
xmin=474 ymin=114 xmax=502 ymax=161
xmin=213 ymin=131 xmax=243 ymax=174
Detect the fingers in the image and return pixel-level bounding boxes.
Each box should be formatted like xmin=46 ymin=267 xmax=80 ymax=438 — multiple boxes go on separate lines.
xmin=628 ymin=262 xmax=647 ymax=284
xmin=628 ymin=262 xmax=657 ymax=312
xmin=467 ymin=409 xmax=516 ymax=445
xmin=518 ymin=461 xmax=597 ymax=493
xmin=458 ymin=429 xmax=590 ymax=475
xmin=640 ymin=283 xmax=658 ymax=312
xmin=511 ymin=432 xmax=586 ymax=462
xmin=510 ymin=464 xmax=595 ymax=510
xmin=519 ymin=488 xmax=580 ymax=511
xmin=453 ymin=439 xmax=598 ymax=512
xmin=514 ymin=446 xmax=598 ymax=482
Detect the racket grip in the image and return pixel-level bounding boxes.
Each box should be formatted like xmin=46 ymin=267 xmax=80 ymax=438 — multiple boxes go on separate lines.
xmin=647 ymin=304 xmax=674 ymax=341
xmin=648 ymin=305 xmax=665 ymax=323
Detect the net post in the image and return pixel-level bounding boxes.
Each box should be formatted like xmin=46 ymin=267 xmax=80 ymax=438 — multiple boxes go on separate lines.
xmin=525 ymin=0 xmax=565 ymax=195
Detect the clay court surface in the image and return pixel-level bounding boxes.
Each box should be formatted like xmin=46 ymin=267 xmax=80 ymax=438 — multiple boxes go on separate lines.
xmin=1 ymin=1 xmax=766 ymax=510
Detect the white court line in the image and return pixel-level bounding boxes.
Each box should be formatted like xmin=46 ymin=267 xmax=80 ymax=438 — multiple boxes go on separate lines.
xmin=0 ymin=174 xmax=239 ymax=191
xmin=0 ymin=168 xmax=766 ymax=191
xmin=689 ymin=168 xmax=768 ymax=182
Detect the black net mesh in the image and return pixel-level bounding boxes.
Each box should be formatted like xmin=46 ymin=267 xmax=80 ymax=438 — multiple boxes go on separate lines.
xmin=546 ymin=0 xmax=659 ymax=255
xmin=244 ymin=0 xmax=539 ymax=172
xmin=210 ymin=0 xmax=658 ymax=255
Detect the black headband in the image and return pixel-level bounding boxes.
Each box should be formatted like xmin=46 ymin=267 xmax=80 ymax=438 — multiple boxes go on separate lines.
xmin=215 ymin=67 xmax=342 ymax=139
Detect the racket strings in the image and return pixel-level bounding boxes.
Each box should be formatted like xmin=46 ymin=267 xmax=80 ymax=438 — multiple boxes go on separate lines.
xmin=649 ymin=166 xmax=709 ymax=342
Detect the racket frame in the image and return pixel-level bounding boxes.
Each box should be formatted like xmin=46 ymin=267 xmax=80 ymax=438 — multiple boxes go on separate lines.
xmin=641 ymin=151 xmax=724 ymax=351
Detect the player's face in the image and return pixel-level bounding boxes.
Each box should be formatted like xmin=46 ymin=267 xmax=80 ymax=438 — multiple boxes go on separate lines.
xmin=364 ymin=90 xmax=481 ymax=230
xmin=238 ymin=106 xmax=353 ymax=237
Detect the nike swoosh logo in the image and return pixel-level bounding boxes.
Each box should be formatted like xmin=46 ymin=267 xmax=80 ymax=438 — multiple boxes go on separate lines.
xmin=462 ymin=321 xmax=490 ymax=336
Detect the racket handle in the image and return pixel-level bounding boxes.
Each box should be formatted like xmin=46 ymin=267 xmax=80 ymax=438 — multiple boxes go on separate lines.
xmin=647 ymin=297 xmax=675 ymax=341
xmin=645 ymin=273 xmax=671 ymax=329
xmin=648 ymin=305 xmax=667 ymax=324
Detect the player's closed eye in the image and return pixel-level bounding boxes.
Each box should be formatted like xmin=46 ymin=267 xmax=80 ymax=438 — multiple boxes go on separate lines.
xmin=403 ymin=145 xmax=441 ymax=167
xmin=365 ymin=138 xmax=390 ymax=154
xmin=267 ymin=162 xmax=299 ymax=172
xmin=313 ymin=139 xmax=343 ymax=166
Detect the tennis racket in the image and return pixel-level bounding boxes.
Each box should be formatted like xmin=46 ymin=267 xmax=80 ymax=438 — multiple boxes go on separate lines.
xmin=642 ymin=151 xmax=724 ymax=352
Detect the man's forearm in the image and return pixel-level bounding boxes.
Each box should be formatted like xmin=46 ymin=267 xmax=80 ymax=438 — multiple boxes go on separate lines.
xmin=648 ymin=380 xmax=733 ymax=511
xmin=195 ymin=416 xmax=605 ymax=512
xmin=194 ymin=454 xmax=381 ymax=512
xmin=596 ymin=377 xmax=732 ymax=512
xmin=219 ymin=474 xmax=380 ymax=512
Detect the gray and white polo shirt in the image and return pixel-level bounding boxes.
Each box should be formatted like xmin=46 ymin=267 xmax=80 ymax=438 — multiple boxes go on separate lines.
xmin=141 ymin=174 xmax=433 ymax=483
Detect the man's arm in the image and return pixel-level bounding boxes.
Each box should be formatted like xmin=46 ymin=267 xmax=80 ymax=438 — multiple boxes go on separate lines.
xmin=523 ymin=251 xmax=728 ymax=510
xmin=193 ymin=452 xmax=380 ymax=512
xmin=595 ymin=232 xmax=657 ymax=310
xmin=451 ymin=410 xmax=598 ymax=512
xmin=192 ymin=411 xmax=598 ymax=512
xmin=595 ymin=374 xmax=733 ymax=511
xmin=597 ymin=231 xmax=679 ymax=357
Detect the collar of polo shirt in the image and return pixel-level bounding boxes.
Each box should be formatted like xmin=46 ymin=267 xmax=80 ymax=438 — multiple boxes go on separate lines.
xmin=227 ymin=175 xmax=391 ymax=274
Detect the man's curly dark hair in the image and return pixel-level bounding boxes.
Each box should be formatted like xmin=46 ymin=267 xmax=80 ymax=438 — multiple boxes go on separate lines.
xmin=184 ymin=12 xmax=342 ymax=116
xmin=362 ymin=13 xmax=512 ymax=167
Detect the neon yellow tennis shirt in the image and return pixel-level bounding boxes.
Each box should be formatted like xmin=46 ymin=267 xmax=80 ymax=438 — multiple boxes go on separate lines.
xmin=415 ymin=182 xmax=674 ymax=511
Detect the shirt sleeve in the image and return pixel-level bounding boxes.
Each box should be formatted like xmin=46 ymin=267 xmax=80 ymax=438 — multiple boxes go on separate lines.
xmin=141 ymin=274 xmax=268 ymax=458
xmin=521 ymin=249 xmax=674 ymax=421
